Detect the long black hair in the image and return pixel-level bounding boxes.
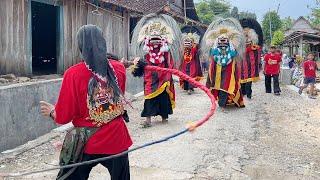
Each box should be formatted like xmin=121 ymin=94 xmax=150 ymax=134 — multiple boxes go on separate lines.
xmin=77 ymin=24 xmax=122 ymax=102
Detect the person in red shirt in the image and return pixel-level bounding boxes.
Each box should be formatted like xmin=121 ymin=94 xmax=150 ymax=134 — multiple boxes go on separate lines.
xmin=40 ymin=25 xmax=132 ymax=180
xmin=264 ymin=46 xmax=282 ymax=95
xmin=299 ymin=53 xmax=318 ymax=99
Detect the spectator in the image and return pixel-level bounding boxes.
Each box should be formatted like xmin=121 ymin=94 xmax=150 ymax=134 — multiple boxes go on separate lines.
xmin=299 ymin=53 xmax=318 ymax=99
xmin=264 ymin=46 xmax=282 ymax=96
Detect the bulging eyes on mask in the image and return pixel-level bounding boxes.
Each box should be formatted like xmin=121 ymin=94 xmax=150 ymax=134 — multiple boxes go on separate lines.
xmin=217 ymin=37 xmax=229 ymax=48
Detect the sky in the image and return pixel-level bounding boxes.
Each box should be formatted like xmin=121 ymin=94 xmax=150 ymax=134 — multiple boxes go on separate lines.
xmin=194 ymin=0 xmax=318 ymax=22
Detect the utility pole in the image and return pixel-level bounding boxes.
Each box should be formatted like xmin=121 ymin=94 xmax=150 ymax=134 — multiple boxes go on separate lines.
xmin=269 ymin=2 xmax=280 ymax=45
xmin=184 ymin=0 xmax=187 ymax=24
xmin=269 ymin=8 xmax=272 ymax=43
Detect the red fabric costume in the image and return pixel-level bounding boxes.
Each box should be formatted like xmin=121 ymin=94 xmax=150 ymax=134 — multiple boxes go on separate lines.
xmin=180 ymin=45 xmax=203 ymax=88
xmin=55 ymin=60 xmax=133 ymax=155
xmin=239 ymin=45 xmax=262 ymax=83
xmin=143 ymin=52 xmax=175 ymax=108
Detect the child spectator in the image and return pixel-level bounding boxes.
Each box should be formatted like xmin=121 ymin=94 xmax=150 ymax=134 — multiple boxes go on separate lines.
xmin=299 ymin=53 xmax=318 ymax=99
xmin=264 ymin=46 xmax=282 ymax=95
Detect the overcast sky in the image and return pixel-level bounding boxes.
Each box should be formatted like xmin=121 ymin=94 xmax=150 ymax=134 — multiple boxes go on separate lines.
xmin=194 ymin=0 xmax=318 ymax=22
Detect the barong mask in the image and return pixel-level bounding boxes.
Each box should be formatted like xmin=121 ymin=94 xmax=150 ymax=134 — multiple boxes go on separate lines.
xmin=131 ymin=13 xmax=182 ymax=67
xmin=240 ymin=18 xmax=263 ymax=50
xmin=77 ymin=25 xmax=125 ymax=126
xmin=182 ymin=33 xmax=200 ymax=62
xmin=201 ymin=17 xmax=245 ymax=66
xmin=243 ymin=28 xmax=259 ymax=46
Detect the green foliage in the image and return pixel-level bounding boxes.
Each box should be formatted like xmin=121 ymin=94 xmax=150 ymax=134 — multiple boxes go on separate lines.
xmin=307 ymin=0 xmax=320 ymax=27
xmin=262 ymin=11 xmax=282 ymax=45
xmin=208 ymin=0 xmax=231 ymax=17
xmin=239 ymin=11 xmax=257 ymax=20
xmin=281 ymin=17 xmax=294 ymax=31
xmin=195 ymin=0 xmax=231 ymax=24
xmin=196 ymin=1 xmax=258 ymax=24
xmin=196 ymin=1 xmax=214 ymax=24
xmin=310 ymin=7 xmax=320 ymax=27
xmin=271 ymin=30 xmax=285 ymax=46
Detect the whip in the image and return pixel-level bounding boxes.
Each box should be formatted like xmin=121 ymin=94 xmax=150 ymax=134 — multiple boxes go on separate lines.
xmin=2 ymin=65 xmax=216 ymax=178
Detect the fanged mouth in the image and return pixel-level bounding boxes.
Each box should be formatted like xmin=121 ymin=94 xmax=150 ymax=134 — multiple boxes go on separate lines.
xmin=150 ymin=36 xmax=162 ymax=44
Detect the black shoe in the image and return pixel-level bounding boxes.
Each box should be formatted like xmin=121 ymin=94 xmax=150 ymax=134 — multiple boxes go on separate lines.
xmin=247 ymin=95 xmax=252 ymax=99
xmin=274 ymin=92 xmax=280 ymax=96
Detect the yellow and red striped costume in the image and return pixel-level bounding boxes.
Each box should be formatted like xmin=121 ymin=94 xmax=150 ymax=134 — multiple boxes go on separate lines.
xmin=206 ymin=57 xmax=244 ymax=107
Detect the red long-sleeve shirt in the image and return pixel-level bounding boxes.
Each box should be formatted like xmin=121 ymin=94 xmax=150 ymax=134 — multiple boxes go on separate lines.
xmin=55 ymin=60 xmax=132 ymax=154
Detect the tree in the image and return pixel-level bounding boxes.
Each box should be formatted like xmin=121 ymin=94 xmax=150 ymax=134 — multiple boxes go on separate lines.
xmin=271 ymin=30 xmax=285 ymax=46
xmin=231 ymin=7 xmax=239 ymax=19
xmin=239 ymin=11 xmax=257 ymax=20
xmin=196 ymin=1 xmax=214 ymax=24
xmin=281 ymin=17 xmax=294 ymax=31
xmin=195 ymin=0 xmax=231 ymax=24
xmin=262 ymin=11 xmax=282 ymax=45
xmin=310 ymin=7 xmax=320 ymax=27
xmin=208 ymin=0 xmax=231 ymax=17
xmin=307 ymin=0 xmax=320 ymax=27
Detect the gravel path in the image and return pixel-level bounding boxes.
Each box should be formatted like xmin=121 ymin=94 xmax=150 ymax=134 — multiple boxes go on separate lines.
xmin=0 ymin=79 xmax=319 ymax=180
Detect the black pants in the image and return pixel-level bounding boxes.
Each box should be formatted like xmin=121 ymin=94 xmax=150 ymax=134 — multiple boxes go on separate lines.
xmin=241 ymin=82 xmax=252 ymax=98
xmin=218 ymin=91 xmax=228 ymax=107
xmin=183 ymin=63 xmax=193 ymax=91
xmin=265 ymin=74 xmax=281 ymax=93
xmin=58 ymin=153 xmax=130 ymax=180
xmin=183 ymin=81 xmax=194 ymax=91
xmin=141 ymin=91 xmax=173 ymax=119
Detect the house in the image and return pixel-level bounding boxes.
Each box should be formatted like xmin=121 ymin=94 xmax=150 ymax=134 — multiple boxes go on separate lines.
xmin=103 ymin=0 xmax=205 ymax=27
xmin=283 ymin=16 xmax=320 ymax=59
xmin=0 ymin=0 xmax=203 ymax=76
xmin=0 ymin=0 xmax=140 ymax=76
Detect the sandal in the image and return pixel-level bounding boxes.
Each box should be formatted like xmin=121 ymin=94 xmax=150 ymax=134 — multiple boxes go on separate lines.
xmin=162 ymin=118 xmax=168 ymax=123
xmin=140 ymin=121 xmax=152 ymax=128
xmin=308 ymin=95 xmax=317 ymax=99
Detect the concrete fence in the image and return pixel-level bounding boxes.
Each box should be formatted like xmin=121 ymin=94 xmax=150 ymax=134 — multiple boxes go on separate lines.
xmin=0 ymin=79 xmax=61 ymax=152
xmin=126 ymin=71 xmax=144 ymax=94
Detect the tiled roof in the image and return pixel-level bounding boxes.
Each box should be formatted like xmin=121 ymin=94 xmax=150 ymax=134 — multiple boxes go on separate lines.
xmin=100 ymin=0 xmax=169 ymax=14
xmin=100 ymin=0 xmax=199 ymax=21
xmin=99 ymin=0 xmax=202 ymax=26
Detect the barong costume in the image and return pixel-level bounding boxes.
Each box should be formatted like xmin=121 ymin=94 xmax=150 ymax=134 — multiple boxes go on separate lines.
xmin=238 ymin=18 xmax=264 ymax=98
xmin=180 ymin=26 xmax=204 ymax=91
xmin=201 ymin=18 xmax=245 ymax=108
xmin=130 ymin=14 xmax=182 ymax=119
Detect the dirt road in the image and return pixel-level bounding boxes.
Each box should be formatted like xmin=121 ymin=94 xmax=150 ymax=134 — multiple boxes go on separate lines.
xmin=0 ymin=80 xmax=319 ymax=180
